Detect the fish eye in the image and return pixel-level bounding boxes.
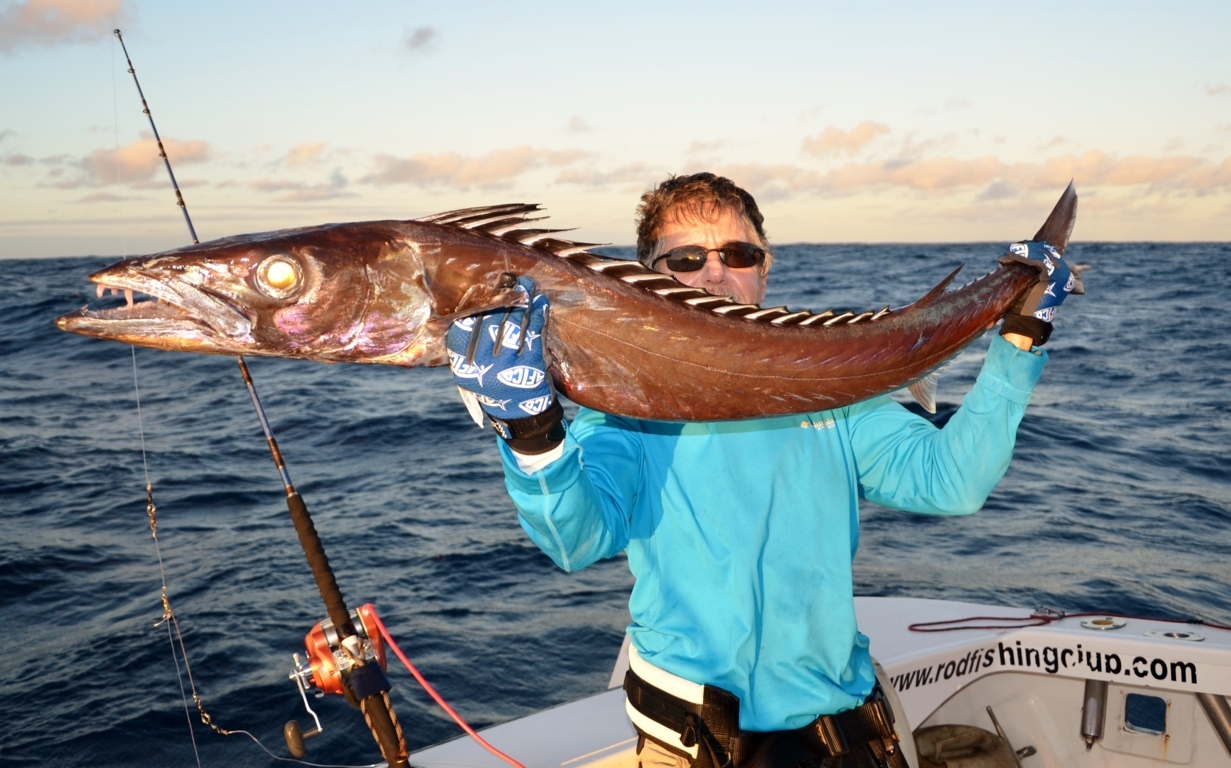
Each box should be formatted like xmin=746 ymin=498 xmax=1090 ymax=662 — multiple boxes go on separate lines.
xmin=256 ymin=255 xmax=303 ymax=299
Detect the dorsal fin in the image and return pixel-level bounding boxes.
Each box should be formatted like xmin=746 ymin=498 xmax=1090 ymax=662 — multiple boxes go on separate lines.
xmin=416 ymin=203 xmax=540 ymax=225
xmin=913 ymin=264 xmax=965 ymax=307
xmin=420 ymin=204 xmax=905 ymax=330
xmin=1032 ymin=181 xmax=1078 ymax=255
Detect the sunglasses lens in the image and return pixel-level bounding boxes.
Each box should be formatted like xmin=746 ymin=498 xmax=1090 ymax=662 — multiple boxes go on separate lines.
xmin=656 ymin=242 xmax=766 ymax=272
xmin=720 ymin=242 xmax=765 ymax=269
xmin=661 ymin=246 xmax=709 ymax=272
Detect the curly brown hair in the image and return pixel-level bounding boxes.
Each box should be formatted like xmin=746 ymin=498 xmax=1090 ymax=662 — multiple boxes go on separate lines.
xmin=635 ymin=172 xmax=770 ymax=271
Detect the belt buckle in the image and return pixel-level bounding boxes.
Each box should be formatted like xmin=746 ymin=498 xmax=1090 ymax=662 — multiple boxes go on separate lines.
xmin=813 ymin=715 xmax=848 ymax=757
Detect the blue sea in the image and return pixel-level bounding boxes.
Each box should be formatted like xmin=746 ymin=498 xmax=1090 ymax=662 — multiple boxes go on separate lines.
xmin=2 ymin=242 xmax=1229 ymax=767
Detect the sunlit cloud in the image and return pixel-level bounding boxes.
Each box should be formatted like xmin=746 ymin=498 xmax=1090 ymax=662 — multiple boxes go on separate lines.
xmin=285 ymin=142 xmax=327 ymax=168
xmin=363 ymin=146 xmax=590 ymax=189
xmin=802 ymin=121 xmax=890 ymax=156
xmin=4 ymin=153 xmax=35 ymax=166
xmin=715 ymin=150 xmax=1231 ymax=201
xmin=39 ymin=133 xmax=210 ymax=189
xmin=556 ymin=162 xmax=655 ymax=188
xmin=0 ymin=0 xmax=131 ymax=54
xmin=404 ymin=26 xmax=437 ymax=53
xmin=251 ymin=169 xmax=352 ymax=202
xmin=566 ymin=115 xmax=590 ymax=134
xmin=1207 ymin=82 xmax=1230 ymax=97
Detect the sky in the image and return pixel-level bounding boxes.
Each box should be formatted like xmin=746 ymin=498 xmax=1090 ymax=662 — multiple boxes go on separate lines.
xmin=1 ymin=0 xmax=1229 ymax=258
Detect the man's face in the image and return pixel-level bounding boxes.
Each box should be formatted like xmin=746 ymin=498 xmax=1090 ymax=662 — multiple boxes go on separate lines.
xmin=651 ymin=208 xmax=767 ymax=305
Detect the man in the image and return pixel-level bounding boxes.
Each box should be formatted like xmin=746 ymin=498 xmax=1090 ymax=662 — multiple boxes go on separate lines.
xmin=448 ymin=173 xmax=1071 ymax=768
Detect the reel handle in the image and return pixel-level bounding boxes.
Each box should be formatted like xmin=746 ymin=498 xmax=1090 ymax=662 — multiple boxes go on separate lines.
xmin=284 ymin=719 xmax=321 ymax=758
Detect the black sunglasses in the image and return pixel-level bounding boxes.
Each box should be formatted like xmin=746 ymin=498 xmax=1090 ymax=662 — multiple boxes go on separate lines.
xmin=652 ymin=241 xmax=768 ymax=272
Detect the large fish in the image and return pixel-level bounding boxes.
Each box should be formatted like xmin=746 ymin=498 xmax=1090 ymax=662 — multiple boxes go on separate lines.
xmin=56 ymin=185 xmax=1079 ymax=421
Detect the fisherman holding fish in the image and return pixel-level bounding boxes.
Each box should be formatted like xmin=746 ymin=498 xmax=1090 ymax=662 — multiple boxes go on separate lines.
xmin=448 ymin=173 xmax=1075 ymax=768
xmin=56 ymin=167 xmax=1073 ymax=768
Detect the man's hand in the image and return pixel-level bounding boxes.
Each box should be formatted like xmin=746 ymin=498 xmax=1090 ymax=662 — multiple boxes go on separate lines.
xmin=999 ymin=241 xmax=1077 ymax=348
xmin=446 ymin=276 xmax=565 ymax=453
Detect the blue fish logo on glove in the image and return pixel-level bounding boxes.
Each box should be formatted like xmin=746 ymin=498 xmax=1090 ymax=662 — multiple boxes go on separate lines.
xmin=446 ymin=276 xmax=556 ymax=431
xmin=1004 ymin=241 xmax=1075 ymax=323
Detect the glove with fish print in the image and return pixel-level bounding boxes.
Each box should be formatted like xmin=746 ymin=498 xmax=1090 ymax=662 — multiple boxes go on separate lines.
xmin=447 ymin=276 xmax=565 ymax=454
xmin=998 ymin=240 xmax=1080 ymax=347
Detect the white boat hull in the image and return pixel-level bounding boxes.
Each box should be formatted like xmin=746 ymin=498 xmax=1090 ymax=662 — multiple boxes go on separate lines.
xmin=409 ymin=597 xmax=1231 ymax=767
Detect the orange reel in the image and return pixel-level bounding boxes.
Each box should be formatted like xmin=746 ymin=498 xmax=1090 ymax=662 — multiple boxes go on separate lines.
xmin=303 ymin=603 xmax=388 ymax=696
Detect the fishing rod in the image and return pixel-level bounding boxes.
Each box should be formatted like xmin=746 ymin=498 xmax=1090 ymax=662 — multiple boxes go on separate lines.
xmin=113 ymin=29 xmax=409 ymax=767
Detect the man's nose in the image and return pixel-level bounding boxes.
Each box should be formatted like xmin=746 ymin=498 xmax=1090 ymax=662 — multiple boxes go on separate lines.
xmin=700 ymin=252 xmax=727 ymax=282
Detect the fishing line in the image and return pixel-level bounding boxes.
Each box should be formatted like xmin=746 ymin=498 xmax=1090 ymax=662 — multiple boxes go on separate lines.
xmin=112 ymin=32 xmax=206 ymax=767
xmin=110 ymin=29 xmax=414 ymax=767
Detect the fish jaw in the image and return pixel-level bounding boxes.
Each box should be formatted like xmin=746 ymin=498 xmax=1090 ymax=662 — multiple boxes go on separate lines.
xmin=55 ymin=223 xmax=441 ymax=364
xmin=56 ymin=257 xmax=256 ymax=354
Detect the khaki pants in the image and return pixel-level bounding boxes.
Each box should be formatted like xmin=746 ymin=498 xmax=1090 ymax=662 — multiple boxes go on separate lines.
xmin=635 ymin=737 xmax=690 ymax=768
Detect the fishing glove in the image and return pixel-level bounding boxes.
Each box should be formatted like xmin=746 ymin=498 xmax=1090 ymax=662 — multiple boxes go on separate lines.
xmin=446 ymin=276 xmax=565 ymax=454
xmin=998 ymin=241 xmax=1078 ymax=347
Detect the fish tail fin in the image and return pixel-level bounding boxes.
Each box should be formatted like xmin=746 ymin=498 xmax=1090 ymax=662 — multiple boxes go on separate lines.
xmin=1032 ymin=181 xmax=1078 ymax=256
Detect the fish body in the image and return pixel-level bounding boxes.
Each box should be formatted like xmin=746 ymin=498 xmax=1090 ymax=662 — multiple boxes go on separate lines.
xmin=56 ymin=187 xmax=1078 ymax=421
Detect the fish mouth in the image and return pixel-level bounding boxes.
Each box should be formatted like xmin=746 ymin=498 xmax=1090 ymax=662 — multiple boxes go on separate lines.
xmin=55 ymin=267 xmax=253 ymax=350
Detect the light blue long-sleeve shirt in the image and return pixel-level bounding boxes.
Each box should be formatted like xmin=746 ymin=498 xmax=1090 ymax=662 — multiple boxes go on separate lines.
xmin=498 ymin=335 xmax=1046 ymax=731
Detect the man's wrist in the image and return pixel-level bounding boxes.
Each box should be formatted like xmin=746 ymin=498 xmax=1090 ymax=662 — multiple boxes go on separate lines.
xmin=1000 ymin=313 xmax=1052 ymax=347
xmin=489 ymin=399 xmax=566 ymax=454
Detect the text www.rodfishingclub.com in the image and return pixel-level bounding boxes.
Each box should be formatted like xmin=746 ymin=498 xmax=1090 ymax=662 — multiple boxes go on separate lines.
xmin=889 ymin=640 xmax=1198 ymax=693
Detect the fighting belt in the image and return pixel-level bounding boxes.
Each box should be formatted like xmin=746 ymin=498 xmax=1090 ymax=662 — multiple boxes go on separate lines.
xmin=623 ymin=647 xmax=908 ymax=768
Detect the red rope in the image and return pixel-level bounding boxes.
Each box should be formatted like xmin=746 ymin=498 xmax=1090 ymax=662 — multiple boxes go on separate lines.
xmin=367 ymin=608 xmax=526 ymax=768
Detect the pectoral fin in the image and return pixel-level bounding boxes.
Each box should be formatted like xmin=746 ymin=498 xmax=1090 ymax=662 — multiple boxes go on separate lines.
xmin=907 ymin=373 xmax=940 ymax=415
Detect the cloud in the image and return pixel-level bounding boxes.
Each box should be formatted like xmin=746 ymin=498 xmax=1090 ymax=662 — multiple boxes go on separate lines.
xmin=285 ymin=142 xmax=327 ymax=168
xmin=1207 ymin=82 xmax=1230 ymax=97
xmin=250 ymin=169 xmax=353 ymax=202
xmin=4 ymin=153 xmax=34 ymax=165
xmin=0 ymin=0 xmax=131 ymax=54
xmin=0 ymin=129 xmax=13 ymax=143
xmin=363 ymin=146 xmax=590 ymax=189
xmin=404 ymin=26 xmax=437 ymax=53
xmin=556 ymin=163 xmax=654 ymax=188
xmin=566 ymin=115 xmax=590 ymax=134
xmin=714 ymin=150 xmax=1231 ymax=201
xmin=802 ymin=121 xmax=890 ymax=156
xmin=40 ymin=133 xmax=210 ymax=188
xmin=78 ymin=191 xmax=127 ymax=203
xmin=686 ymin=139 xmax=726 ymax=156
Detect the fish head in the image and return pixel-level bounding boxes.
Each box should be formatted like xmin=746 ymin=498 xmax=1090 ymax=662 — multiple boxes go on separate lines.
xmin=56 ymin=221 xmax=446 ymax=364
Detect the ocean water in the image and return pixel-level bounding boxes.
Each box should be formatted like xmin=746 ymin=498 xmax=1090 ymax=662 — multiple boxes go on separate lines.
xmin=2 ymin=242 xmax=1229 ymax=767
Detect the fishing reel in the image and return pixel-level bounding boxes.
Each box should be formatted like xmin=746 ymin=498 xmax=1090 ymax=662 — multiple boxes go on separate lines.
xmin=285 ymin=603 xmax=390 ymax=757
